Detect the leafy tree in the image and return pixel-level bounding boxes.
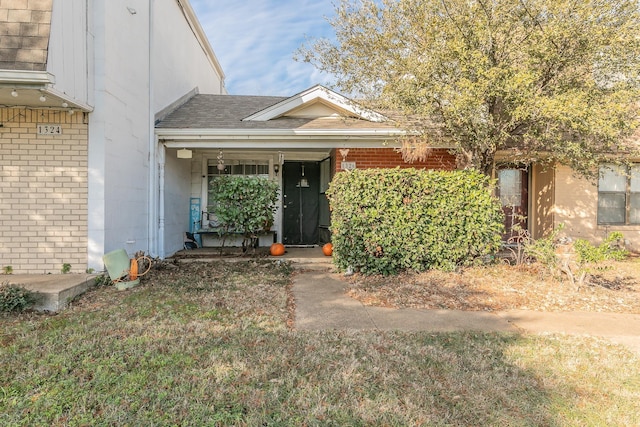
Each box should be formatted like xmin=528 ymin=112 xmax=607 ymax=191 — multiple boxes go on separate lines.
xmin=299 ymin=0 xmax=640 ymax=175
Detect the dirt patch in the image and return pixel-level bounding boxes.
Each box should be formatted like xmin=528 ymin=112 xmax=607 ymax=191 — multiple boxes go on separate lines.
xmin=171 ymin=247 xmax=272 ymax=259
xmin=343 ymin=260 xmax=640 ymax=313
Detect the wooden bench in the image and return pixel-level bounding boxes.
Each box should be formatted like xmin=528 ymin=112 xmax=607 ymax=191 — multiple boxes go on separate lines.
xmin=194 ymin=227 xmax=275 ymax=248
xmin=194 ymin=211 xmax=276 ymax=248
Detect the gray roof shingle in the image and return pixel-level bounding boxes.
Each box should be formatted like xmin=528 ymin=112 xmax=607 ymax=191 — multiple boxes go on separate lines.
xmin=155 ymin=94 xmax=397 ymax=130
xmin=156 ymin=94 xmax=285 ymax=129
xmin=0 ymin=0 xmax=52 ymax=71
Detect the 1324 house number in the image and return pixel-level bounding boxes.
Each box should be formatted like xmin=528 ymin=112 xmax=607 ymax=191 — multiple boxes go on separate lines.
xmin=37 ymin=124 xmax=62 ymax=135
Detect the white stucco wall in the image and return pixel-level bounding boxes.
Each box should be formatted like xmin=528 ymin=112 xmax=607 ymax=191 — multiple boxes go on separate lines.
xmin=553 ymin=165 xmax=640 ymax=251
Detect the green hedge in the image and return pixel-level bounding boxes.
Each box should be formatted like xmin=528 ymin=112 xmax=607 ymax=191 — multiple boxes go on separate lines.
xmin=326 ymin=168 xmax=504 ymax=274
xmin=209 ymin=176 xmax=279 ymax=235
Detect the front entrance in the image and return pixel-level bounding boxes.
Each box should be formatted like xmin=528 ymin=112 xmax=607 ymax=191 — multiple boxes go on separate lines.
xmin=497 ymin=166 xmax=529 ymax=241
xmin=282 ymin=162 xmax=320 ymax=245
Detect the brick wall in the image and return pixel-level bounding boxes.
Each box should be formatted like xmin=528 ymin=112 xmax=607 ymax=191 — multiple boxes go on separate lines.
xmin=0 ymin=107 xmax=88 ymax=273
xmin=333 ymin=147 xmax=457 ymax=172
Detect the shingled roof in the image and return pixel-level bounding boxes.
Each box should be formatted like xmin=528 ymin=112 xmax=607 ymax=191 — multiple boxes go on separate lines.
xmin=0 ymin=0 xmax=52 ymax=71
xmin=155 ymin=93 xmax=398 ymax=131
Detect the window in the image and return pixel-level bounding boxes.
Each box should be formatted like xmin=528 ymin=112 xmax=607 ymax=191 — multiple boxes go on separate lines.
xmin=207 ymin=163 xmax=269 ymax=177
xmin=207 ymin=160 xmax=270 ymax=212
xmin=598 ymin=163 xmax=640 ymax=225
xmin=497 ymin=169 xmax=523 ymax=207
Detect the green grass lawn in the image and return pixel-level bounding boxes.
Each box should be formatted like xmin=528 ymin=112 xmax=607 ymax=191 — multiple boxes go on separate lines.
xmin=1 ymin=260 xmax=639 ymax=426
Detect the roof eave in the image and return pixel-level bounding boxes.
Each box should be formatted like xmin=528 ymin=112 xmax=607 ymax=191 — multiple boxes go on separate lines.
xmin=156 ymin=127 xmax=405 ymax=139
xmin=0 ymin=70 xmax=55 ymax=86
xmin=156 ymin=127 xmax=458 ymax=150
xmin=158 ymin=128 xmax=404 ymax=149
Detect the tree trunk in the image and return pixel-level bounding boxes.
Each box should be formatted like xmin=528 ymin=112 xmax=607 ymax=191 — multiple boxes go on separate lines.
xmin=457 ymin=147 xmax=495 ymax=176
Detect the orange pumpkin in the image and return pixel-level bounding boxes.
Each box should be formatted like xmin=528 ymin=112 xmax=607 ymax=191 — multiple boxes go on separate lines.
xmin=270 ymin=243 xmax=286 ymax=256
xmin=322 ymin=243 xmax=333 ymax=256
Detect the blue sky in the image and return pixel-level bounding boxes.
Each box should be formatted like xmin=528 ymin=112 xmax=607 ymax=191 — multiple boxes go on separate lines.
xmin=190 ymin=0 xmax=337 ymax=96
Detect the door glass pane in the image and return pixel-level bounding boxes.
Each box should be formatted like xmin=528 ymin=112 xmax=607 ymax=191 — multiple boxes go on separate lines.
xmin=498 ymin=169 xmax=522 ymax=207
xmin=630 ymin=193 xmax=640 ymax=224
xmin=598 ymin=193 xmax=626 ymax=224
xmin=319 ymin=158 xmax=332 ymax=228
xmin=208 ymin=165 xmax=229 ymax=175
xmin=599 ymin=164 xmax=626 ymax=192
xmin=630 ymin=165 xmax=640 ymax=192
xmin=320 ymin=159 xmax=331 ymax=193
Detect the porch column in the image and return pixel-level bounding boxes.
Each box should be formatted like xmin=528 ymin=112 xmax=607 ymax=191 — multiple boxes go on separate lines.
xmin=158 ymin=144 xmax=166 ymax=258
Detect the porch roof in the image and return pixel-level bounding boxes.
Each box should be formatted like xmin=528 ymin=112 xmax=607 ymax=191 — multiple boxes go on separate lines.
xmin=155 ymin=93 xmax=399 ymax=131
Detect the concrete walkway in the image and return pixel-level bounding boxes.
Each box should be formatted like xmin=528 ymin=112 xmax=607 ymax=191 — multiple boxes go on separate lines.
xmin=292 ymin=270 xmax=640 ymax=355
xmin=7 ymin=247 xmax=640 ymax=355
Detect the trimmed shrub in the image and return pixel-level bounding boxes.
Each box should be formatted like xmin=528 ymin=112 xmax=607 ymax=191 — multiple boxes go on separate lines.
xmin=0 ymin=282 xmax=37 ymax=313
xmin=209 ymin=175 xmax=279 ymax=238
xmin=326 ymin=168 xmax=504 ymax=274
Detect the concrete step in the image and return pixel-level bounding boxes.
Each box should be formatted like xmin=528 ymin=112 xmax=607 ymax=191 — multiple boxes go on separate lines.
xmin=7 ymin=274 xmax=96 ymax=312
xmin=286 ymin=257 xmax=335 ymax=271
xmin=292 ymin=262 xmax=335 ymax=271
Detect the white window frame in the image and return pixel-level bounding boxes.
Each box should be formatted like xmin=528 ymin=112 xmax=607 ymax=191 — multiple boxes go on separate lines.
xmin=598 ymin=163 xmax=640 ymax=225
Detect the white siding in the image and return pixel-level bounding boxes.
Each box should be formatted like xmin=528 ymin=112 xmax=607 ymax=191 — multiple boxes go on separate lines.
xmin=164 ymin=149 xmax=193 ymax=254
xmin=86 ymin=0 xmax=226 ymax=268
xmin=153 ymin=0 xmax=226 ymax=112
xmin=48 ymin=0 xmax=90 ymax=105
xmin=87 ymin=1 xmax=151 ymax=267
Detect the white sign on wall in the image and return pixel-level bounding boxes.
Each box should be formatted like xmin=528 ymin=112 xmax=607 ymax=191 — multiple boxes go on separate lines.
xmin=341 ymin=161 xmax=356 ymax=170
xmin=37 ymin=124 xmax=62 ymax=135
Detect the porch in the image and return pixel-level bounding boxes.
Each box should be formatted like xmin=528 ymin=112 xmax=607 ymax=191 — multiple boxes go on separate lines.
xmin=152 ymin=86 xmax=415 ymax=259
xmin=172 ymin=246 xmax=334 ymax=271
